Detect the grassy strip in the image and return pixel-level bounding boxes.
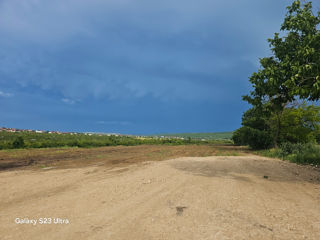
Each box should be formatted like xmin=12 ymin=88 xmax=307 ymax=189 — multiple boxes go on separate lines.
xmin=257 ymin=142 xmax=320 ymax=165
xmin=0 ymin=131 xmax=233 ymax=150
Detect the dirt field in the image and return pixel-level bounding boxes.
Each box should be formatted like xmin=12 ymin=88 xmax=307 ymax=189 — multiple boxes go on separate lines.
xmin=0 ymin=145 xmax=249 ymax=171
xmin=1 ymin=145 xmax=320 ymax=240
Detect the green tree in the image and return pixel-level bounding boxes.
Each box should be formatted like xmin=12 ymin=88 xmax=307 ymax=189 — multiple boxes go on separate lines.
xmin=239 ymin=0 xmax=320 ymax=148
xmin=245 ymin=0 xmax=320 ymax=103
xmin=233 ymin=106 xmax=274 ymax=149
xmin=233 ymin=102 xmax=320 ymax=149
xmin=232 ymin=126 xmax=273 ymax=149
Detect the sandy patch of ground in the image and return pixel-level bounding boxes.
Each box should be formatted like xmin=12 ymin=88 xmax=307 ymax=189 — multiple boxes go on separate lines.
xmin=1 ymin=150 xmax=320 ymax=239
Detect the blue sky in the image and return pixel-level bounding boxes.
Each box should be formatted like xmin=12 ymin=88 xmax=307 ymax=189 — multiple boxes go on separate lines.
xmin=0 ymin=0 xmax=311 ymax=134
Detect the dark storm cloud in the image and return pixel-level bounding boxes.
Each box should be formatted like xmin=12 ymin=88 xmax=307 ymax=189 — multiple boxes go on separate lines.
xmin=0 ymin=0 xmax=297 ymax=133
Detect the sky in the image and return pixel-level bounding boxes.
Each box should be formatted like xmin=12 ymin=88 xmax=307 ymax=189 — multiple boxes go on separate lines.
xmin=0 ymin=0 xmax=313 ymax=134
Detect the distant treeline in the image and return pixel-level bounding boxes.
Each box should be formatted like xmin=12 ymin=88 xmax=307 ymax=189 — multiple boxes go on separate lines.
xmin=151 ymin=132 xmax=233 ymax=140
xmin=0 ymin=132 xmax=232 ymax=150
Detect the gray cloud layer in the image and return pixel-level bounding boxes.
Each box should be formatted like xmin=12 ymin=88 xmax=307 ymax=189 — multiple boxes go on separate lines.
xmin=0 ymin=0 xmax=292 ymax=103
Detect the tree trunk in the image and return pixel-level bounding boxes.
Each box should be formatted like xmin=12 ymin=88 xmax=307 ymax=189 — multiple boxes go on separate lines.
xmin=273 ymin=112 xmax=281 ymax=148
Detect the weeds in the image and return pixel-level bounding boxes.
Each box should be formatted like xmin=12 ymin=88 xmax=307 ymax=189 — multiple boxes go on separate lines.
xmin=259 ymin=142 xmax=320 ymax=165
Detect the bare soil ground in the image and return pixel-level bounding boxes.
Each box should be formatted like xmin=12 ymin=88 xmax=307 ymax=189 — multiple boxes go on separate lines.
xmin=0 ymin=145 xmax=249 ymax=171
xmin=1 ymin=145 xmax=320 ymax=240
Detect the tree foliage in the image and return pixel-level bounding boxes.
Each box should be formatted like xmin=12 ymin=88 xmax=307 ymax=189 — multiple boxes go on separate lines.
xmin=235 ymin=1 xmax=320 ymax=149
xmin=244 ymin=0 xmax=320 ymax=106
xmin=232 ymin=126 xmax=273 ymax=149
xmin=279 ymin=103 xmax=320 ymax=143
xmin=233 ymin=102 xmax=320 ymax=149
xmin=276 ymin=1 xmax=320 ymax=100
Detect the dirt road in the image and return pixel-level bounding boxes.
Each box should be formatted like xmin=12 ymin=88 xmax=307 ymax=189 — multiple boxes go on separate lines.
xmin=1 ymin=154 xmax=320 ymax=240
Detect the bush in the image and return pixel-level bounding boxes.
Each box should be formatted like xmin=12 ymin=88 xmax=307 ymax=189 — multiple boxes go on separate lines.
xmin=232 ymin=126 xmax=273 ymax=149
xmin=293 ymin=143 xmax=320 ymax=165
xmin=12 ymin=137 xmax=25 ymax=149
xmin=279 ymin=142 xmax=303 ymax=155
xmin=260 ymin=142 xmax=320 ymax=165
xmin=232 ymin=128 xmax=244 ymax=146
